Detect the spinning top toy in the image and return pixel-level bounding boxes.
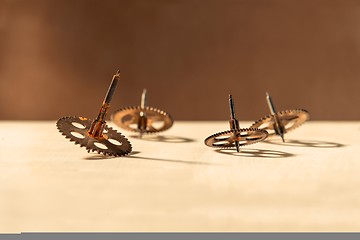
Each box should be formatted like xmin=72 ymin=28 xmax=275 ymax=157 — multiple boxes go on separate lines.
xmin=250 ymin=92 xmax=310 ymax=142
xmin=204 ymin=95 xmax=268 ymax=152
xmin=56 ymin=71 xmax=132 ymax=157
xmin=111 ymin=89 xmax=173 ymax=137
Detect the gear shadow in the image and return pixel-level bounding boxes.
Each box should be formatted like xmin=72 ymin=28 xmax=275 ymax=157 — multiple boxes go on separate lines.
xmin=264 ymin=138 xmax=344 ymax=148
xmin=215 ymin=148 xmax=294 ymax=158
xmin=129 ymin=135 xmax=195 ymax=143
xmin=83 ymin=154 xmax=117 ymax=160
xmin=126 ymin=151 xmax=215 ymax=165
xmin=83 ymin=151 xmax=216 ymax=165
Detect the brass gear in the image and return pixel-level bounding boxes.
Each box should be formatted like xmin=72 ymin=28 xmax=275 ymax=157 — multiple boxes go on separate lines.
xmin=204 ymin=128 xmax=268 ymax=149
xmin=250 ymin=109 xmax=309 ymax=137
xmin=111 ymin=106 xmax=173 ymax=134
xmin=57 ymin=116 xmax=132 ymax=157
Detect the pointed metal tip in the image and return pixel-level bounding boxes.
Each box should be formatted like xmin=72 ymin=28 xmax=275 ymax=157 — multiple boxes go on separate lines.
xmin=266 ymin=92 xmax=270 ymax=97
xmin=235 ymin=142 xmax=240 ymax=152
xmin=229 ymin=94 xmax=234 ymax=106
xmin=280 ymin=134 xmax=285 ymax=143
xmin=229 ymin=94 xmax=236 ymax=120
xmin=141 ymin=89 xmax=147 ymax=109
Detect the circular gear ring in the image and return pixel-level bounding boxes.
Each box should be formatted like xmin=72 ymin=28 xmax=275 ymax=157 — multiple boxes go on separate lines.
xmin=204 ymin=128 xmax=268 ymax=149
xmin=56 ymin=116 xmax=132 ymax=157
xmin=250 ymin=109 xmax=309 ymax=137
xmin=111 ymin=106 xmax=173 ymax=134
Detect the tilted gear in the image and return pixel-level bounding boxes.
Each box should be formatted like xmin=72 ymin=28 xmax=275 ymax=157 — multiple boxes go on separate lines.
xmin=112 ymin=89 xmax=173 ymax=137
xmin=250 ymin=109 xmax=309 ymax=137
xmin=57 ymin=116 xmax=132 ymax=157
xmin=56 ymin=71 xmax=132 ymax=157
xmin=112 ymin=106 xmax=173 ymax=134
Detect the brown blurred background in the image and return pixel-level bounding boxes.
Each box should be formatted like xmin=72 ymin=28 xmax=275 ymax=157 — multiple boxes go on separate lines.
xmin=0 ymin=0 xmax=360 ymax=121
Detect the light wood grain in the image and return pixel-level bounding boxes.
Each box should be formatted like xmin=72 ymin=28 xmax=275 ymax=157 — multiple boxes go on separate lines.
xmin=1 ymin=121 xmax=359 ymax=232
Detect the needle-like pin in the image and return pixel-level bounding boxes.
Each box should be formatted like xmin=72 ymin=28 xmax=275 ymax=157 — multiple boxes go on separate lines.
xmin=229 ymin=94 xmax=240 ymax=152
xmin=103 ymin=70 xmax=120 ymax=105
xmin=88 ymin=70 xmax=120 ymax=138
xmin=141 ymin=89 xmax=147 ymax=110
xmin=138 ymin=88 xmax=148 ymax=138
xmin=266 ymin=92 xmax=285 ymax=142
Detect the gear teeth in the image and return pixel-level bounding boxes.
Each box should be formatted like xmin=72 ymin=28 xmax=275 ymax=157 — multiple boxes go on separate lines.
xmin=111 ymin=106 xmax=173 ymax=134
xmin=250 ymin=109 xmax=309 ymax=137
xmin=57 ymin=116 xmax=132 ymax=157
xmin=205 ymin=128 xmax=268 ymax=149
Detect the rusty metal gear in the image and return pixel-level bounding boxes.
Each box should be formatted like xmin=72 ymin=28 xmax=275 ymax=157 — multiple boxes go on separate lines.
xmin=250 ymin=109 xmax=310 ymax=137
xmin=112 ymin=89 xmax=173 ymax=136
xmin=56 ymin=71 xmax=132 ymax=157
xmin=112 ymin=106 xmax=173 ymax=134
xmin=204 ymin=95 xmax=268 ymax=152
xmin=250 ymin=93 xmax=310 ymax=142
xmin=57 ymin=116 xmax=132 ymax=157
xmin=205 ymin=128 xmax=268 ymax=149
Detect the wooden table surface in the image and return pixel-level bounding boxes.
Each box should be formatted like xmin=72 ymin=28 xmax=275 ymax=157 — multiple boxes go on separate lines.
xmin=1 ymin=121 xmax=359 ymax=232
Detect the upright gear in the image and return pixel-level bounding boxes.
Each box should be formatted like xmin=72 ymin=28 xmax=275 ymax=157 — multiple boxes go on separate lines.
xmin=204 ymin=95 xmax=268 ymax=152
xmin=56 ymin=71 xmax=132 ymax=157
xmin=250 ymin=93 xmax=310 ymax=142
xmin=112 ymin=89 xmax=173 ymax=137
